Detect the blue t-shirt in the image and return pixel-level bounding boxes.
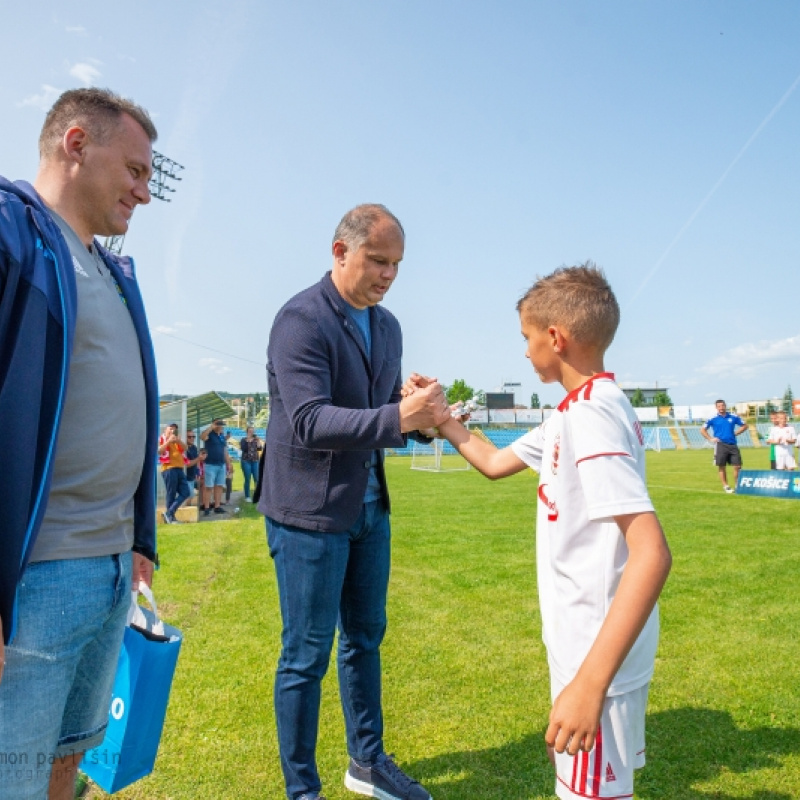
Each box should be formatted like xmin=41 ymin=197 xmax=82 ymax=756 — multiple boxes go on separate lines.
xmin=346 ymin=304 xmax=381 ymax=503
xmin=348 ymin=305 xmax=372 ymax=355
xmin=185 ymin=444 xmax=199 ymax=480
xmin=704 ymin=413 xmax=745 ymax=445
xmin=204 ymin=430 xmax=227 ymax=465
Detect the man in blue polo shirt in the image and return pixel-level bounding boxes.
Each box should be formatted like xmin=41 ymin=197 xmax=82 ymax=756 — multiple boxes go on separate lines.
xmin=200 ymin=418 xmax=232 ymax=515
xmin=701 ymin=400 xmax=748 ymax=493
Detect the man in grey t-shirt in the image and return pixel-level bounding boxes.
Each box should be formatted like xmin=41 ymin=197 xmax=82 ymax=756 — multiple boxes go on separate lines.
xmin=0 ymin=89 xmax=159 ymax=799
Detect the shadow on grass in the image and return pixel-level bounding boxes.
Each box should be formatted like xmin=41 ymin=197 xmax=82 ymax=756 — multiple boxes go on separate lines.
xmin=406 ymin=708 xmax=800 ymax=799
xmin=638 ymin=707 xmax=800 ymax=799
xmin=406 ymin=733 xmax=553 ymax=799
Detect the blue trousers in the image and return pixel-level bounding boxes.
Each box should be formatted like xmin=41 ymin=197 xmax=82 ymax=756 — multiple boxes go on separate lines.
xmin=241 ymin=459 xmax=259 ymax=499
xmin=162 ymin=467 xmax=190 ymax=516
xmin=267 ymin=501 xmax=390 ymax=800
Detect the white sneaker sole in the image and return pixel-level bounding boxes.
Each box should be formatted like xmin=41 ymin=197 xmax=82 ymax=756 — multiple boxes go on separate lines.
xmin=344 ymin=771 xmax=432 ymax=800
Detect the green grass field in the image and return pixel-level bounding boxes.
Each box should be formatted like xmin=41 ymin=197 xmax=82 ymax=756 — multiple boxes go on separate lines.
xmin=100 ymin=448 xmax=800 ymax=799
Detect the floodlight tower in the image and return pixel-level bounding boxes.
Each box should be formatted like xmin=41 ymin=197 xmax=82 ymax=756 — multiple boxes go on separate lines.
xmin=103 ymin=150 xmax=185 ymax=254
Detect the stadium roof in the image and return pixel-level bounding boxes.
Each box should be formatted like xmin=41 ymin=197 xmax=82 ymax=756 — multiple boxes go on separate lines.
xmin=160 ymin=391 xmax=234 ymax=431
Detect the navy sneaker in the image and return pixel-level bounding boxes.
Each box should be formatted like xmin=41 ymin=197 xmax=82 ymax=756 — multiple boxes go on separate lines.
xmin=297 ymin=795 xmax=327 ymax=800
xmin=161 ymin=511 xmax=173 ymax=524
xmin=345 ymin=754 xmax=432 ymax=800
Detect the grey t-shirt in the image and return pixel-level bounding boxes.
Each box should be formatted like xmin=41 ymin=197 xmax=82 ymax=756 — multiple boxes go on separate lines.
xmin=30 ymin=212 xmax=147 ymax=562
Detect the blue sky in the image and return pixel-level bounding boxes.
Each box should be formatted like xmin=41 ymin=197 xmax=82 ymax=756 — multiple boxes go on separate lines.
xmin=3 ymin=1 xmax=799 ymax=407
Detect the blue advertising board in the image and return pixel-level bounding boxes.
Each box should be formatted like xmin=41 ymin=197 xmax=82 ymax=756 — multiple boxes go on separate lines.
xmin=736 ymin=470 xmax=800 ymax=499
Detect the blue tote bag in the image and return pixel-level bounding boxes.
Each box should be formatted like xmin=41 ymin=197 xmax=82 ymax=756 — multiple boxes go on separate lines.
xmin=81 ymin=585 xmax=182 ymax=793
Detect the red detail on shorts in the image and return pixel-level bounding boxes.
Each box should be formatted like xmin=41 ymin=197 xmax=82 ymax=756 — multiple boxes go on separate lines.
xmin=593 ymin=725 xmax=603 ymax=795
xmin=538 ymin=483 xmax=558 ymax=521
xmin=557 ymin=774 xmax=633 ymax=799
xmin=633 ymin=420 xmax=644 ymax=446
xmin=572 ymin=751 xmax=579 ymax=789
xmin=605 ymin=763 xmax=616 ymax=782
xmin=558 ymin=373 xmax=615 ymax=412
xmin=579 ymin=751 xmax=589 ymax=794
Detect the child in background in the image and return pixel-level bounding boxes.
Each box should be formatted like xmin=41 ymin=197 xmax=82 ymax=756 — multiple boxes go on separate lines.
xmin=767 ymin=411 xmax=797 ymax=471
xmin=768 ymin=410 xmax=778 ymax=469
xmin=408 ymin=263 xmax=671 ymax=800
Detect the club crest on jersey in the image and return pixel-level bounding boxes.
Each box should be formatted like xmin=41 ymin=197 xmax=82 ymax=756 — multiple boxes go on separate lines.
xmin=538 ymin=483 xmax=558 ymax=521
xmin=605 ymin=763 xmax=616 ymax=782
xmin=551 ymin=433 xmax=560 ymax=474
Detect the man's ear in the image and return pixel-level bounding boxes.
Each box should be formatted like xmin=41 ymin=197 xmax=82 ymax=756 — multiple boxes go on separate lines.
xmin=332 ymin=240 xmax=348 ymax=263
xmin=63 ymin=125 xmax=89 ymax=164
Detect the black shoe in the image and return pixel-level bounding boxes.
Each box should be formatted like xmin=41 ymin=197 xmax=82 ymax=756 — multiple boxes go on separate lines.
xmin=203 ymin=508 xmax=210 ymax=516
xmin=213 ymin=507 xmax=225 ymax=514
xmin=345 ymin=754 xmax=431 ymax=800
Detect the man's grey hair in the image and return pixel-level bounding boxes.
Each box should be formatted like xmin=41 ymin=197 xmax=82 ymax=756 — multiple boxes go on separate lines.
xmin=39 ymin=87 xmax=157 ymax=159
xmin=332 ymin=204 xmax=404 ymax=251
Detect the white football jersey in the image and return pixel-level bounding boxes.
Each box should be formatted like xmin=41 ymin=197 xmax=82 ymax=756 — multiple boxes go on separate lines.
xmin=769 ymin=425 xmax=796 ymax=453
xmin=512 ymin=374 xmax=658 ymax=695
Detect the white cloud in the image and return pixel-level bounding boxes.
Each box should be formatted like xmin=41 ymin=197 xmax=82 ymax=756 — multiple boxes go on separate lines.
xmin=69 ymin=61 xmax=102 ymax=86
xmin=697 ymin=334 xmax=800 ymax=378
xmin=18 ymin=85 xmax=62 ymax=111
xmin=175 ymin=321 xmax=192 ymax=329
xmin=154 ymin=325 xmax=177 ymax=335
xmin=66 ymin=25 xmax=87 ymax=35
xmin=199 ymin=358 xmax=232 ymax=375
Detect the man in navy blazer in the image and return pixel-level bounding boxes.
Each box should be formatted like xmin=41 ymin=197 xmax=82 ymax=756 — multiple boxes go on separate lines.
xmin=258 ymin=205 xmax=449 ymax=800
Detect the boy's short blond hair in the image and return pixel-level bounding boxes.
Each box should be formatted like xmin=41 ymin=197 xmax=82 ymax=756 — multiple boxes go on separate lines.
xmin=516 ymin=262 xmax=620 ymax=352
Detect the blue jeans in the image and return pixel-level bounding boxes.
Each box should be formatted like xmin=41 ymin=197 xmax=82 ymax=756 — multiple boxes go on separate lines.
xmin=162 ymin=467 xmax=190 ymax=516
xmin=0 ymin=553 xmax=132 ymax=799
xmin=241 ymin=460 xmax=259 ymax=499
xmin=267 ymin=501 xmax=391 ymax=800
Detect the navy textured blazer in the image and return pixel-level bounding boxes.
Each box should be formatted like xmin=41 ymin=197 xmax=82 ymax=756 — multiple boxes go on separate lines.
xmin=258 ymin=272 xmax=410 ymax=532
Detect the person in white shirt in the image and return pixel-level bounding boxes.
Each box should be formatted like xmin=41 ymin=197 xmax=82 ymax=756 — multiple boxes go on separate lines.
xmin=767 ymin=411 xmax=797 ymax=470
xmin=406 ymin=263 xmax=672 ymax=800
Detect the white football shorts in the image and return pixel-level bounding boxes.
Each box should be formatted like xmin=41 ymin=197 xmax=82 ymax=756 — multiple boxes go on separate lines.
xmin=552 ymin=682 xmax=650 ymax=800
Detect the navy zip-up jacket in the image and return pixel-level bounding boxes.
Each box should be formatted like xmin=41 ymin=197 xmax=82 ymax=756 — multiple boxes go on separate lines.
xmin=0 ymin=177 xmax=159 ymax=645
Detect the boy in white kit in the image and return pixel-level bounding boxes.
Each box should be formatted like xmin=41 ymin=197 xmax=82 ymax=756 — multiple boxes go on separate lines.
xmin=407 ymin=264 xmax=672 ymax=799
xmin=767 ymin=411 xmax=797 ymax=470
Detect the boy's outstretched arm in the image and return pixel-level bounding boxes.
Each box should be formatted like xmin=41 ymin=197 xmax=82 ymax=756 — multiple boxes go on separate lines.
xmin=438 ymin=417 xmax=528 ymax=479
xmin=546 ymin=511 xmax=672 ymax=756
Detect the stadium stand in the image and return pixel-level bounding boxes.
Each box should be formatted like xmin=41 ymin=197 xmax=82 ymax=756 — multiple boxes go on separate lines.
xmin=483 ymin=429 xmax=531 ymax=449
xmin=756 ymin=423 xmax=772 ymax=439
xmin=682 ymin=427 xmax=713 ymax=449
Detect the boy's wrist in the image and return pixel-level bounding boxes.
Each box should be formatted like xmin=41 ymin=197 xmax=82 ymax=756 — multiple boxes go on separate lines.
xmin=573 ymin=663 xmax=613 ymax=697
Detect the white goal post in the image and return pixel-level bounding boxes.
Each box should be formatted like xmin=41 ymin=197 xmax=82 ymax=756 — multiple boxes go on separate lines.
xmin=642 ymin=427 xmax=662 ymax=452
xmin=410 ymin=439 xmax=470 ymax=472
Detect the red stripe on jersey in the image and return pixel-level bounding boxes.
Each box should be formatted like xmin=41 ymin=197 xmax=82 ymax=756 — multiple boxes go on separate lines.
xmin=575 ymin=451 xmax=632 ymax=465
xmin=557 ymin=373 xmax=616 ymax=412
xmin=592 ymin=725 xmax=603 ymax=796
